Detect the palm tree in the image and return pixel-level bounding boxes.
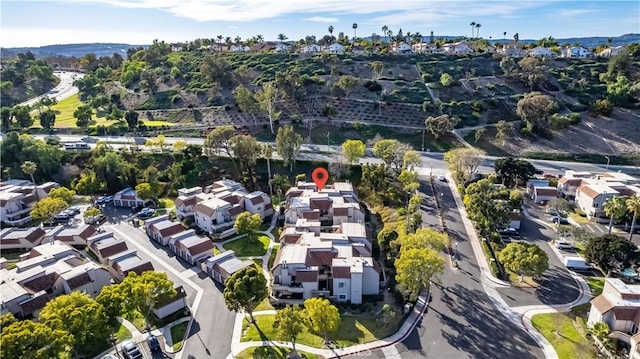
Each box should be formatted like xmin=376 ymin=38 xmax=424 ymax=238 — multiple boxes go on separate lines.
xmin=475 ymin=23 xmax=481 ymax=38
xmin=503 ymin=31 xmax=507 ymax=42
xmin=256 ymin=34 xmax=264 ymax=43
xmin=352 ymin=23 xmax=358 ymax=43
xmin=513 ymin=33 xmax=519 ymax=45
xmin=21 ymin=161 xmax=39 ymax=200
xmin=262 ymin=144 xmax=273 ymax=197
xmin=627 ymin=196 xmax=640 ymax=241
xmin=604 ymin=196 xmax=628 ymax=234
xmin=382 ymin=25 xmax=389 ymax=43
xmin=413 ymin=32 xmax=423 ymax=51
xmin=277 ymin=33 xmax=288 ymax=47
xmin=216 ymin=35 xmax=223 ymax=44
xmin=470 ymin=22 xmax=476 ymax=38
xmin=328 ymin=26 xmax=334 ymax=44
xmin=387 ymin=30 xmax=393 ymax=44
xmin=234 ymin=36 xmax=242 ymax=45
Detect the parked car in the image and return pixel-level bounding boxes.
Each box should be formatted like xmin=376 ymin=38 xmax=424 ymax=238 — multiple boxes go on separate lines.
xmin=498 ymin=227 xmax=518 ymax=236
xmin=54 ymin=210 xmax=74 ymax=222
xmin=96 ymin=195 xmax=114 ymax=205
xmin=138 ymin=208 xmax=156 ymax=219
xmin=120 ymin=340 xmax=142 ymax=359
xmin=132 ymin=204 xmax=144 ymax=213
xmin=67 ymin=206 xmax=81 ymax=215
xmin=552 ymin=216 xmax=569 ymax=225
xmin=147 ymin=333 xmax=161 ymax=351
xmin=555 ymin=241 xmax=575 ymax=250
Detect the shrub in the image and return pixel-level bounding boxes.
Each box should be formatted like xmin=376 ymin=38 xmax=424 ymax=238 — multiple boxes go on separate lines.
xmin=295 ymin=173 xmax=306 ymax=182
xmin=440 ymin=73 xmax=454 ymax=87
xmin=520 ymin=127 xmax=532 ymax=137
xmin=591 ymin=98 xmax=613 ymax=116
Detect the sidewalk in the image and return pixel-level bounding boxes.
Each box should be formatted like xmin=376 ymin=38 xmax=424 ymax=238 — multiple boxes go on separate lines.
xmin=227 ymin=289 xmax=430 ymax=359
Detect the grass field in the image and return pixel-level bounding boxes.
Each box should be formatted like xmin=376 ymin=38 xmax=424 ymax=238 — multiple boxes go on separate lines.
xmin=586 ymin=277 xmax=605 ymax=296
xmin=242 ymin=312 xmax=402 ymax=347
xmin=114 ymin=323 xmax=132 ymax=342
xmin=235 ymin=346 xmax=320 ymax=359
xmin=46 ymin=94 xmax=109 ymax=128
xmin=170 ymin=322 xmax=188 ymax=350
xmin=253 ymin=297 xmax=275 ymax=312
xmin=531 ymin=305 xmax=598 ymax=359
xmin=223 ymin=235 xmax=270 ymax=257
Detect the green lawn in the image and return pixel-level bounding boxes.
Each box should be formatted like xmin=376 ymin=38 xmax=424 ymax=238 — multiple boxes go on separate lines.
xmin=268 ymin=245 xmax=280 ymax=269
xmin=114 ymin=322 xmax=132 ymax=342
xmin=242 ymin=312 xmax=402 ymax=347
xmin=213 ymin=246 xmax=222 ymax=255
xmin=235 ymin=346 xmax=320 ymax=359
xmin=170 ymin=321 xmax=188 ymax=351
xmin=45 ymin=94 xmax=110 ymax=128
xmin=253 ymin=297 xmax=275 ymax=312
xmin=123 ymin=310 xmax=146 ymax=331
xmin=223 ymin=235 xmax=270 ymax=257
xmin=143 ymin=120 xmax=176 ymax=127
xmin=587 ymin=277 xmax=605 ymax=296
xmin=531 ymin=310 xmax=598 ymax=359
xmin=252 ymin=258 xmax=263 ymax=269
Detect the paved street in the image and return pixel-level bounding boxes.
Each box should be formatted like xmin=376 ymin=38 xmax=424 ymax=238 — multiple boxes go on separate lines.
xmin=101 ymin=218 xmax=235 ymax=359
xmin=18 ymin=71 xmax=81 ymax=107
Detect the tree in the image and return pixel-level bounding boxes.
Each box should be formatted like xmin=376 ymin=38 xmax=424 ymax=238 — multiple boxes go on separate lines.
xmin=277 ymin=33 xmax=288 ymax=47
xmin=401 ymin=228 xmax=449 ymax=252
xmin=425 ymin=114 xmax=458 ymax=139
xmin=74 ymin=169 xmax=104 ymax=195
xmin=498 ymin=243 xmax=549 ymax=281
xmin=11 ymin=106 xmax=33 ymax=129
xmin=73 ymin=104 xmax=93 ymax=130
xmin=233 ymin=85 xmax=260 ymax=122
xmin=341 ymin=139 xmax=365 ymax=164
xmin=606 ymin=75 xmax=632 ymax=106
xmin=204 ymin=125 xmax=239 ymax=174
xmin=585 ymin=234 xmax=638 ymax=274
xmin=395 ymin=248 xmax=444 ymax=298
xmin=83 ymin=206 xmax=102 ymax=218
xmin=263 ymin=144 xmax=274 ymax=196
xmin=200 ymin=54 xmax=233 ymax=86
xmin=516 ymin=92 xmax=556 ymax=131
xmin=440 ymin=73 xmax=454 ymax=87
xmin=48 ymin=187 xmax=76 ymax=205
xmin=135 ymin=182 xmax=156 ymax=202
xmin=124 ymin=109 xmax=139 ymax=130
xmin=337 ymin=75 xmax=359 ymax=97
xmin=474 ymin=128 xmax=486 ymax=143
xmin=303 ymin=297 xmax=340 ymax=343
xmin=275 ymin=125 xmax=302 ymax=171
xmin=470 ymin=22 xmax=477 ymax=38
xmin=398 ymin=169 xmax=419 ymax=193
xmin=21 ymin=160 xmax=38 ymax=198
xmin=30 ymin=197 xmax=68 ymax=224
xmin=229 ymin=135 xmax=261 ymax=181
xmin=494 ymin=157 xmax=536 ymax=187
xmin=495 ymin=120 xmax=514 ymax=144
xmin=500 ymin=57 xmax=517 ymax=75
xmin=443 ymin=147 xmax=486 ymax=182
xmin=234 ymin=211 xmax=262 ymax=242
xmin=223 ymin=266 xmax=268 ymax=323
xmin=403 ymin=150 xmax=422 ymax=172
xmin=352 ymin=23 xmax=358 ymax=42
xmin=39 ymin=292 xmax=109 ymax=354
xmin=256 ymin=82 xmax=281 ymax=134
xmin=140 ymin=69 xmax=158 ymax=93
xmin=119 ymin=271 xmax=176 ymax=327
xmin=172 ymin=140 xmax=187 ymax=153
xmin=373 ymin=139 xmax=410 ymax=174
xmin=0 ymin=319 xmax=73 ymax=359
xmin=96 ymin=282 xmax=128 ymax=328
xmin=273 ymin=305 xmax=305 ymax=355
xmin=509 ymin=190 xmax=525 ymax=210
xmin=1 ymin=106 xmax=12 ymax=131
xmin=604 ymin=196 xmax=628 ymax=234
xmin=627 ymin=196 xmax=640 ymax=241
xmin=379 ymin=304 xmax=397 ymax=328
xmin=370 ymin=61 xmax=385 ymax=79
xmin=517 ymin=57 xmax=549 ymax=90
xmin=463 ymin=177 xmax=510 ymax=235
xmin=39 ymin=109 xmax=56 ymax=130
xmin=475 ymin=23 xmax=482 ymax=38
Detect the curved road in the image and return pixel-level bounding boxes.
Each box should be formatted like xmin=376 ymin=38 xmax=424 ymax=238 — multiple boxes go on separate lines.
xmin=18 ymin=71 xmax=82 ymax=107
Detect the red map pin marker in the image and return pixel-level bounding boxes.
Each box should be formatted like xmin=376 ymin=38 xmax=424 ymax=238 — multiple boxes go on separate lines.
xmin=312 ymin=167 xmax=329 ymax=191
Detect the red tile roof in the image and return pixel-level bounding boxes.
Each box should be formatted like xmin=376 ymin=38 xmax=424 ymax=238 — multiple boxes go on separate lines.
xmin=614 ymin=308 xmax=638 ymax=321
xmin=577 ymin=185 xmax=600 ymax=199
xmin=187 ymin=240 xmax=214 ymax=255
xmin=333 ymin=207 xmax=349 ymax=216
xmin=310 ymin=198 xmax=332 ymax=211
xmin=302 ymin=211 xmax=320 ymax=220
xmin=99 ymin=242 xmax=129 ymax=258
xmin=250 ymin=196 xmax=263 ymax=205
xmin=66 ymin=272 xmax=92 ymax=290
xmin=21 ymin=272 xmax=58 ymax=293
xmin=296 ymin=270 xmax=318 ymax=282
xmin=305 ymin=250 xmax=336 ymax=266
xmin=332 ymin=266 xmax=351 ymax=278
xmin=535 ymin=188 xmax=558 ymax=197
xmin=19 ymin=293 xmax=51 ymax=315
xmin=590 ymin=295 xmax=614 ymax=314
xmin=280 ymin=234 xmax=302 ymax=245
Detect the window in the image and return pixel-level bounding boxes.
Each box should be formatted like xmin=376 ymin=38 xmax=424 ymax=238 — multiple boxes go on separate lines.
xmin=338 ymin=282 xmax=345 ymax=289
xmin=339 ymin=294 xmax=346 ymax=300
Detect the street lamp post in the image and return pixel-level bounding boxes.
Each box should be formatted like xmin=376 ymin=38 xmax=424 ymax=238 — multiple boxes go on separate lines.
xmin=605 ymin=156 xmax=611 ymax=171
xmin=455 ymin=241 xmax=459 ymax=260
xmin=109 ymin=335 xmax=119 ymax=357
xmin=326 ymin=132 xmax=330 ymax=152
xmin=421 ymin=130 xmax=425 ymax=152
xmin=430 ymin=163 xmax=433 ymax=178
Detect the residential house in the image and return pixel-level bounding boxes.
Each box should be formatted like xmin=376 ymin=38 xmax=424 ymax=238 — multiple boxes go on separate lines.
xmin=152 ymin=286 xmax=187 ymax=320
xmin=0 ymin=241 xmax=111 ymax=318
xmin=145 ymin=215 xmax=186 ymax=246
xmin=300 ymin=44 xmax=322 ymax=54
xmin=202 ymin=250 xmax=253 ymax=284
xmin=170 ymin=43 xmax=182 ymax=52
xmin=561 ymin=46 xmax=593 ymax=58
xmin=0 ymin=227 xmax=46 ymax=250
xmin=531 ymin=186 xmax=558 ymax=204
xmin=284 ymin=182 xmax=364 ymax=226
xmin=175 ymin=186 xmax=203 ymax=220
xmin=557 ymin=170 xmax=593 ymax=200
xmin=113 ymin=187 xmax=147 ymax=208
xmin=350 ymin=45 xmax=367 ymax=55
xmin=324 ymin=43 xmax=345 ymax=54
xmin=392 ymin=42 xmax=413 ymax=54
xmin=442 ymin=41 xmax=473 ymax=55
xmin=244 ymin=191 xmax=274 ymax=219
xmin=588 ymin=278 xmax=640 ymax=358
xmin=526 ymin=179 xmax=550 ymax=196
xmin=230 ymin=44 xmax=250 ymax=52
xmin=87 ymin=232 xmax=154 ymax=280
xmin=271 ymin=221 xmax=382 ymax=304
xmin=168 ymin=230 xmax=214 ymax=264
xmin=43 ymin=225 xmax=97 ymax=247
xmin=527 ymin=47 xmax=557 ymax=58
xmin=251 ymin=42 xmax=277 ymax=52
xmin=598 ymin=46 xmax=625 ymax=57
xmin=0 ymin=180 xmax=59 ymax=226
xmin=573 ymin=172 xmax=640 ymax=219
xmin=274 ymin=43 xmax=291 ymax=52
xmin=412 ymin=43 xmax=437 ymax=54
xmin=499 ymin=45 xmax=525 ymax=58
xmin=194 ymin=197 xmax=241 ymax=238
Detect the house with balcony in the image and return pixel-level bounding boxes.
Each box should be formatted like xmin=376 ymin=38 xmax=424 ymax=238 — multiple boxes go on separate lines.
xmin=202 ymin=250 xmax=253 ymax=284
xmin=300 ymin=44 xmax=322 ymax=54
xmin=175 ymin=186 xmax=203 ymax=220
xmin=168 ymin=230 xmax=214 ymax=264
xmin=442 ymin=41 xmax=473 ymax=55
xmin=284 ymin=182 xmax=364 ymax=226
xmin=43 ymin=224 xmax=97 ymax=247
xmin=0 ymin=241 xmax=111 ymax=318
xmin=575 ymin=184 xmax=620 ymax=219
xmin=557 ymin=171 xmax=592 ymax=200
xmin=0 ymin=180 xmax=59 ymax=226
xmin=145 ymin=215 xmax=186 ymax=246
xmin=230 ymin=44 xmax=250 ymax=52
xmin=561 ymin=46 xmax=593 ymax=58
xmin=270 ymin=221 xmax=382 ymax=304
xmin=588 ymin=278 xmax=640 ymax=358
xmin=0 ymin=227 xmax=46 ymax=250
xmin=499 ymin=45 xmax=526 ymax=58
xmin=528 ymin=47 xmax=557 ymax=58
xmin=392 ymin=42 xmax=413 ymax=54
xmin=244 ymin=191 xmax=274 ymax=219
xmin=88 ymin=232 xmax=130 ymax=264
xmin=324 ymin=43 xmax=345 ymax=54
xmin=598 ymin=46 xmax=625 ymax=58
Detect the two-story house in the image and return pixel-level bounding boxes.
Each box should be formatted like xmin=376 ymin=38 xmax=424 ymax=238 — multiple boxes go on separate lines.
xmin=168 ymin=230 xmax=214 ymax=265
xmin=145 ymin=215 xmax=186 ymax=246
xmin=175 ymin=186 xmax=203 ymax=220
xmin=0 ymin=180 xmax=59 ymax=226
xmin=284 ymin=182 xmax=364 ymax=226
xmin=0 ymin=227 xmax=46 ymax=250
xmin=557 ymin=171 xmax=592 ymax=200
xmin=43 ymin=224 xmax=97 ymax=247
xmin=561 ymin=46 xmax=593 ymax=58
xmin=87 ymin=232 xmax=154 ymax=280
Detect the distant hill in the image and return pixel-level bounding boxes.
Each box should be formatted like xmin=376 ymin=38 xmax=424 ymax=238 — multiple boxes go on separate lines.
xmin=0 ymin=33 xmax=637 ymax=59
xmin=0 ymin=43 xmax=148 ymax=59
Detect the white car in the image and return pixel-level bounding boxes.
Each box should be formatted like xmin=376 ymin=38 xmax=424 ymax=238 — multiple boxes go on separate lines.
xmin=555 ymin=241 xmax=575 ymax=250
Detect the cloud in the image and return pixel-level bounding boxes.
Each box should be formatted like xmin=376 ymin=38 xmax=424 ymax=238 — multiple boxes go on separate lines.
xmin=304 ymin=16 xmax=338 ymax=23
xmin=38 ymin=0 xmax=557 ymax=22
xmin=227 ymin=25 xmax=239 ymax=29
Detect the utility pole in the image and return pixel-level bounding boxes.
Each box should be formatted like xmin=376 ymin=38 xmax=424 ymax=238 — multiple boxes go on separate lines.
xmin=421 ymin=130 xmax=425 ymax=152
xmin=326 ymin=132 xmax=330 ymax=152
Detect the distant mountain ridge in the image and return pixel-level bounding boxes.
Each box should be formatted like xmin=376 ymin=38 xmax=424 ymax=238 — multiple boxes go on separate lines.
xmin=1 ymin=34 xmax=637 ymax=58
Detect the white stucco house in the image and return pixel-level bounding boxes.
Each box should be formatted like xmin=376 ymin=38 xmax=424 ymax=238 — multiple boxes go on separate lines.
xmin=0 ymin=227 xmax=46 ymax=250
xmin=168 ymin=230 xmax=214 ymax=265
xmin=300 ymin=44 xmax=322 ymax=54
xmin=392 ymin=42 xmax=413 ymax=54
xmin=561 ymin=46 xmax=593 ymax=58
xmin=324 ymin=43 xmax=345 ymax=54
xmin=0 ymin=180 xmax=58 ymax=226
xmin=598 ymin=46 xmax=625 ymax=57
xmin=442 ymin=41 xmax=473 ymax=55
xmin=113 ymin=188 xmax=147 ymax=208
xmin=527 ymin=47 xmax=557 ymax=58
xmin=230 ymin=44 xmax=250 ymax=52
xmin=202 ymin=250 xmax=253 ymax=284
xmin=284 ymin=182 xmax=364 ymax=226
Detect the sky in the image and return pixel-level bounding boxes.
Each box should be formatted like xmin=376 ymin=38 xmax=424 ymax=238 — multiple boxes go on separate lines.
xmin=1 ymin=0 xmax=639 ymax=47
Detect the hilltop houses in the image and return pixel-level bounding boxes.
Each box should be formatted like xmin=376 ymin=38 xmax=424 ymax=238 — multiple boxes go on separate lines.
xmin=561 ymin=46 xmax=593 ymax=58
